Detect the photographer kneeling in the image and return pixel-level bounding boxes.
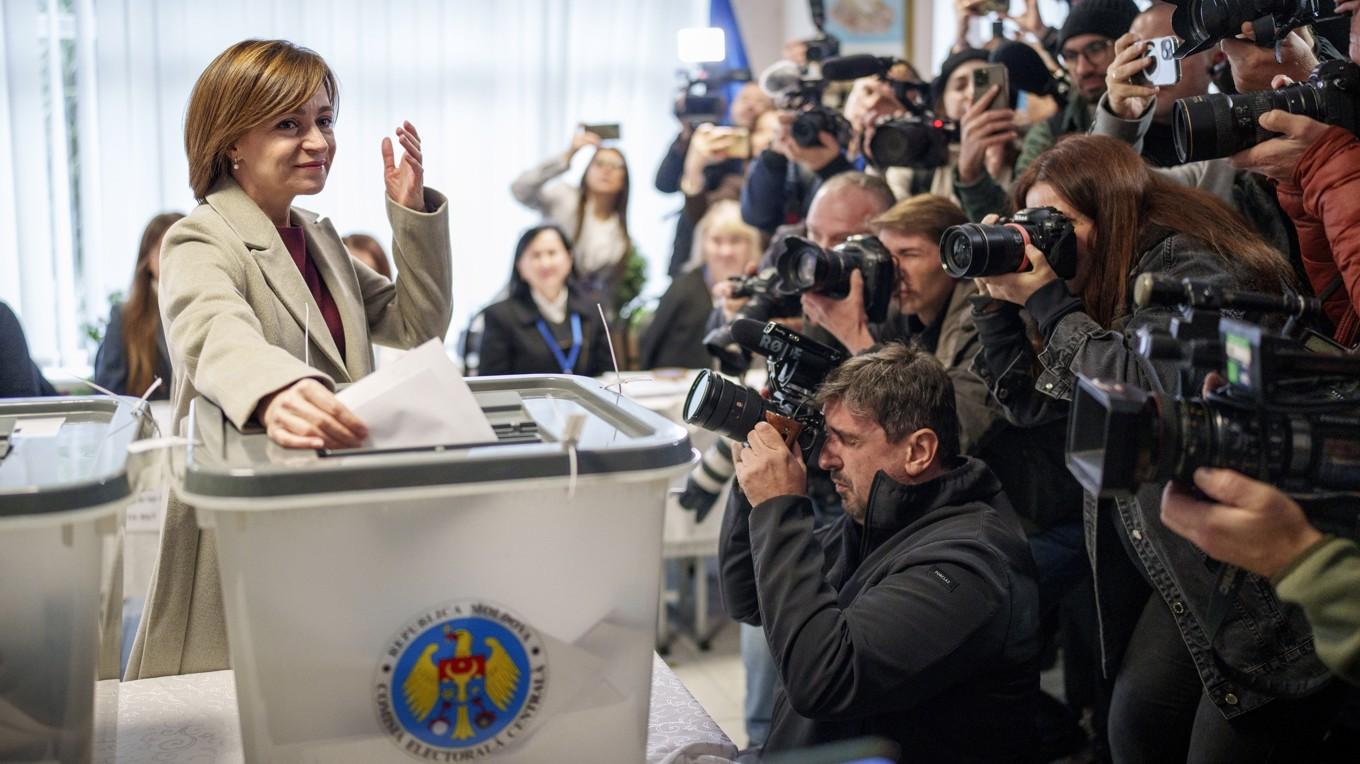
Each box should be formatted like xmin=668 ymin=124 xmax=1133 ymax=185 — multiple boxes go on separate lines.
xmin=722 ymin=343 xmax=1041 ymax=759
xmin=969 ymin=133 xmax=1347 ymax=760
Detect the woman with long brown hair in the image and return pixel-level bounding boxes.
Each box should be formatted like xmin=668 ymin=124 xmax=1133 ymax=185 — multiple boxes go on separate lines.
xmin=93 ymin=212 xmax=184 ymax=398
xmin=970 ymin=134 xmax=1344 ymax=760
xmin=510 ymin=127 xmax=634 ymax=311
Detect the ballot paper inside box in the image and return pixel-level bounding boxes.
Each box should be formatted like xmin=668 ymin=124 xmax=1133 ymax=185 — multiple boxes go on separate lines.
xmin=180 ymin=375 xmax=695 ymax=763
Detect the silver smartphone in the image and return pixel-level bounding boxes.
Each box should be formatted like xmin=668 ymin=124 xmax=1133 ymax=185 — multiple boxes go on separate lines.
xmin=972 ymin=64 xmax=1009 ymax=111
xmin=1139 ymin=36 xmax=1182 ymax=87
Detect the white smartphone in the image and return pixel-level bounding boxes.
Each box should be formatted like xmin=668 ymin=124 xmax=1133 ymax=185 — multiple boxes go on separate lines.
xmin=1139 ymin=36 xmax=1182 ymax=87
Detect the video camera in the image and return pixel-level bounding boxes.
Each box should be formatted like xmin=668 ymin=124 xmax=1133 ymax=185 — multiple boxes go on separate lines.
xmin=1169 ymin=0 xmax=1348 ymax=58
xmin=703 ymin=235 xmax=896 ymax=366
xmin=1066 ymin=273 xmax=1360 ymax=498
xmin=675 ymin=65 xmax=754 ymax=126
xmin=757 ymin=0 xmax=850 ymax=148
xmin=1173 ymin=59 xmax=1360 ymax=163
xmin=816 ymin=52 xmax=958 ymax=170
xmin=685 ymin=319 xmax=846 ymax=463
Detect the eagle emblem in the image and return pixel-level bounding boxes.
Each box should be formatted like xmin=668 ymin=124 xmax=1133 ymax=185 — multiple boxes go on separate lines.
xmin=380 ymin=605 xmax=544 ymax=757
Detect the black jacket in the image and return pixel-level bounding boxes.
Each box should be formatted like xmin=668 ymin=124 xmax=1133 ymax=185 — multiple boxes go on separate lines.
xmin=971 ymin=227 xmax=1333 ymax=718
xmin=638 ymin=268 xmax=714 ymax=370
xmin=93 ymin=303 xmax=173 ymax=399
xmin=477 ymin=290 xmax=613 ymax=377
xmin=0 ymin=302 xmax=56 ymax=398
xmin=740 ymin=149 xmax=853 ymax=234
xmin=720 ymin=457 xmax=1041 ymax=761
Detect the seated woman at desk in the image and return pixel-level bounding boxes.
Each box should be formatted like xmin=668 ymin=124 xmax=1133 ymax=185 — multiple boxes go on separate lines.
xmin=477 ymin=224 xmax=613 ymax=377
xmin=126 ymin=39 xmax=452 ymax=679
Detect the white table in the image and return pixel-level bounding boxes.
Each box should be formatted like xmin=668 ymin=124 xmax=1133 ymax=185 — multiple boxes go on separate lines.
xmin=113 ymin=655 xmax=735 ymax=763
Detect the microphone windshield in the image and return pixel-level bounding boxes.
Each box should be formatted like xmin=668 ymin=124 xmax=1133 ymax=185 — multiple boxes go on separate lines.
xmin=821 ymin=54 xmax=886 ymax=82
xmin=759 ymin=60 xmax=805 ymax=100
xmin=728 ymin=318 xmax=772 ymax=350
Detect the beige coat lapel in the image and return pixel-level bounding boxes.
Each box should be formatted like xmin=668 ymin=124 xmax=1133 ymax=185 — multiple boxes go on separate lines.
xmin=204 ymin=180 xmax=349 ymax=378
xmin=298 ymin=210 xmax=372 ymax=379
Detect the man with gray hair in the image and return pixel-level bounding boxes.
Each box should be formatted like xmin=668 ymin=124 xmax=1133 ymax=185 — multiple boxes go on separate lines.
xmin=723 ymin=342 xmax=1042 ymax=758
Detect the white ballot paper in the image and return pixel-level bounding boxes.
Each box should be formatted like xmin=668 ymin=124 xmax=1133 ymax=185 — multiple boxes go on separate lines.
xmin=336 ymin=339 xmax=496 ymax=450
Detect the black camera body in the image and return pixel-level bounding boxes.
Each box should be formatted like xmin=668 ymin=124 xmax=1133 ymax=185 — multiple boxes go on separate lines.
xmin=702 ymin=235 xmax=896 ymax=367
xmin=776 ymin=235 xmax=897 ymax=323
xmin=939 ymin=206 xmax=1079 ymax=280
xmin=1170 ymin=0 xmax=1344 ymax=57
xmin=868 ymin=114 xmax=960 ymax=170
xmin=1066 ymin=274 xmax=1360 ymax=498
xmin=792 ymin=106 xmax=852 ymax=148
xmin=685 ymin=320 xmax=846 ymax=463
xmin=1173 ymin=60 xmax=1360 ymax=163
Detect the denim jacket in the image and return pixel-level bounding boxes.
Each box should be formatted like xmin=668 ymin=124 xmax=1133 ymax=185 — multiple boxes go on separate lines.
xmin=969 ymin=227 xmax=1332 ymax=719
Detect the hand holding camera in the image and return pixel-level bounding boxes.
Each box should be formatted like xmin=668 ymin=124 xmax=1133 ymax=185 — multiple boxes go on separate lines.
xmin=801 ymin=269 xmax=874 ymax=354
xmin=775 ymin=111 xmax=844 ymax=172
xmin=733 ymin=421 xmax=809 ymax=507
xmin=1160 ymin=468 xmax=1324 ymax=579
xmin=1219 ymin=26 xmax=1317 ymax=94
xmin=957 ymin=87 xmax=1019 ymax=184
xmin=1229 ymin=76 xmax=1333 ymax=181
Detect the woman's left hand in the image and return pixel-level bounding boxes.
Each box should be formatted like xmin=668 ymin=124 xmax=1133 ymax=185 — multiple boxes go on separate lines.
xmin=975 ymin=243 xmax=1058 ymax=305
xmin=382 ymin=120 xmax=425 ymax=211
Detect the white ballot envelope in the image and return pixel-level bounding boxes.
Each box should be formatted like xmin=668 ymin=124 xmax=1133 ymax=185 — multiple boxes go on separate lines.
xmin=337 ymin=339 xmax=496 ymax=450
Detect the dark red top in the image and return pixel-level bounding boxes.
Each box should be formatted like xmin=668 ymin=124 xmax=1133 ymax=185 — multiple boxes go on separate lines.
xmin=277 ymin=226 xmax=345 ymax=361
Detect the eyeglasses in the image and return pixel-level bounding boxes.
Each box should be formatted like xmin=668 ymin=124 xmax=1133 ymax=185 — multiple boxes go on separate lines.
xmin=1059 ymin=39 xmax=1114 ymax=67
xmin=592 ymin=157 xmax=626 ymax=171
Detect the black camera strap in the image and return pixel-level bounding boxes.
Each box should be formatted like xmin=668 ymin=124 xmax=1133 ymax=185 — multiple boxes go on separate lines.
xmin=1203 ymin=563 xmax=1334 ymax=699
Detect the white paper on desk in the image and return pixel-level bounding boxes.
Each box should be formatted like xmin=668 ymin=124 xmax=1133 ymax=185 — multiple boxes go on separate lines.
xmin=337 ymin=339 xmax=495 ymax=450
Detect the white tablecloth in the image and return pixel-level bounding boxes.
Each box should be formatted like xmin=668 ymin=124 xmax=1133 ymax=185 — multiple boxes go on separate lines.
xmin=113 ymin=655 xmax=735 ymax=763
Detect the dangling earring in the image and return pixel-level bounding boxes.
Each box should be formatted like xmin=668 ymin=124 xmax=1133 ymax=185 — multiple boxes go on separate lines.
xmin=232 ymin=157 xmax=240 ymax=171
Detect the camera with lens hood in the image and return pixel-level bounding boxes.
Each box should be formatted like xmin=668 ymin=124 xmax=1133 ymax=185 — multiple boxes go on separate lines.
xmin=703 ymin=235 xmax=896 ymax=367
xmin=939 ymin=206 xmax=1080 ymax=280
xmin=1169 ymin=0 xmax=1346 ymax=57
xmin=1067 ymin=273 xmax=1360 ymax=499
xmin=1173 ymin=60 xmax=1360 ymax=163
xmin=686 ymin=319 xmax=846 ymax=463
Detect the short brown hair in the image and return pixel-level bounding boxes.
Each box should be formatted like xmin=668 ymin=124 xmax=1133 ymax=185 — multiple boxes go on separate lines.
xmin=870 ymin=194 xmax=968 ymax=245
xmin=184 ymin=40 xmax=339 ymax=201
xmin=814 ymin=342 xmax=960 ymax=459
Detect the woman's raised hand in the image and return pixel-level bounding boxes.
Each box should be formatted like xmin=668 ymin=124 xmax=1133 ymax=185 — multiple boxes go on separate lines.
xmin=382 ymin=121 xmax=425 ymax=211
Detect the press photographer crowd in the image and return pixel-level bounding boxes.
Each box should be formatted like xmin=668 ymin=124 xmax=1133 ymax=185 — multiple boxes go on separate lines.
xmin=5 ymin=0 xmax=1360 ymax=761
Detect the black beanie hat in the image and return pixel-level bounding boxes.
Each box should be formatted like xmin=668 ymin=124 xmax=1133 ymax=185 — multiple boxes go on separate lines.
xmin=930 ymin=48 xmax=991 ymax=108
xmin=1057 ymin=0 xmax=1139 ymax=50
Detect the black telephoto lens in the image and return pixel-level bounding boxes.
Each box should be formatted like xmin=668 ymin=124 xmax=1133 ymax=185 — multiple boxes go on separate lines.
xmin=683 ymin=370 xmax=770 ymax=443
xmin=778 ymin=245 xmax=854 ymax=298
xmin=938 ymin=223 xmax=1028 ymax=278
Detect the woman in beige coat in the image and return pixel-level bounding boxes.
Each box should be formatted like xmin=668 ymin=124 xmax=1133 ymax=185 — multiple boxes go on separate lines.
xmin=125 ymin=39 xmax=453 ymax=678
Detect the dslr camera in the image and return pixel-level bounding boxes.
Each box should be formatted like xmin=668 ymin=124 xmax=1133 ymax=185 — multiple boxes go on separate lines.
xmin=703 ymin=235 xmax=897 ymax=363
xmin=1173 ymin=59 xmax=1360 ymax=163
xmin=816 ymin=52 xmax=958 ymax=170
xmin=757 ymin=0 xmax=849 ymax=148
xmin=938 ymin=206 xmax=1080 ymax=280
xmin=1067 ymin=273 xmax=1360 ymax=498
xmin=685 ymin=319 xmax=846 ymax=463
xmin=1169 ymin=0 xmax=1346 ymax=57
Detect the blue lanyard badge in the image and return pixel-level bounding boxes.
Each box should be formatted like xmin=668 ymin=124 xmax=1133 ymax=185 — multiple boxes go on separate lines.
xmin=535 ymin=313 xmax=583 ymax=374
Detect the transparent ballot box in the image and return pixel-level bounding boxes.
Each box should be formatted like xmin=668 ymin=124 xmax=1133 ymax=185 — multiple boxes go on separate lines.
xmin=181 ymin=375 xmax=694 ymax=763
